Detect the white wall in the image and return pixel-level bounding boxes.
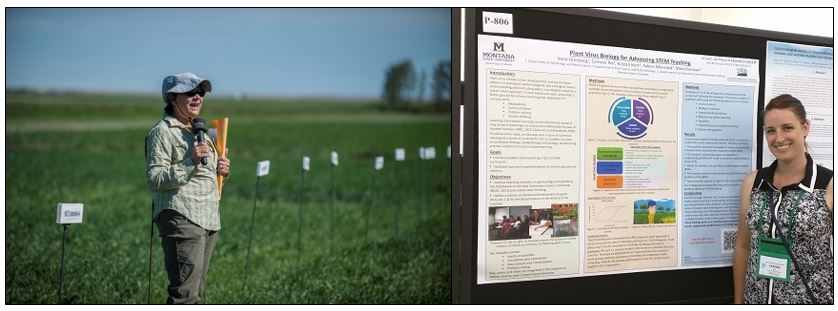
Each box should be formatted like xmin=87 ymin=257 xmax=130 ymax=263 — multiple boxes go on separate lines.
xmin=601 ymin=8 xmax=833 ymax=38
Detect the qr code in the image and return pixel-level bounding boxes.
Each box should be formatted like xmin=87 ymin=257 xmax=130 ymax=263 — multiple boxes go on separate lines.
xmin=721 ymin=228 xmax=737 ymax=254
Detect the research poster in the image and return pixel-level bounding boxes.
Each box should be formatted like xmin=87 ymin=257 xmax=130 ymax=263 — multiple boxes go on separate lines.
xmin=680 ymin=83 xmax=755 ymax=266
xmin=477 ymin=34 xmax=759 ymax=284
xmin=764 ymin=41 xmax=833 ymax=170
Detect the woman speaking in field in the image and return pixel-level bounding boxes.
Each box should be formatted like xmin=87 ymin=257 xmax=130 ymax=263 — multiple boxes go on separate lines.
xmin=732 ymin=94 xmax=833 ymax=304
xmin=145 ymin=72 xmax=231 ymax=304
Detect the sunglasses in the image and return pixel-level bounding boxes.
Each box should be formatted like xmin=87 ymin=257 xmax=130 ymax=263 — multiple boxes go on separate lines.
xmin=183 ymin=89 xmax=206 ymax=97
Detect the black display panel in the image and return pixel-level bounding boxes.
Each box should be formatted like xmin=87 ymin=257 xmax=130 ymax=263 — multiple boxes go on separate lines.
xmin=452 ymin=8 xmax=832 ymax=304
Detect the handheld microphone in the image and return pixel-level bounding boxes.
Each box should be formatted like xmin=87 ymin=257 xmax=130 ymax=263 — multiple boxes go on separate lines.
xmin=191 ymin=118 xmax=208 ymax=166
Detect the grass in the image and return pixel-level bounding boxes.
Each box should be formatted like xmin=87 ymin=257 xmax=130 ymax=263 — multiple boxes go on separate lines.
xmin=5 ymin=91 xmax=452 ymax=304
xmin=633 ymin=212 xmax=677 ymax=225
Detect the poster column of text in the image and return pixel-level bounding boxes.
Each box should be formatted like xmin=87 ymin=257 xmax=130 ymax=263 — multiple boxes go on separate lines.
xmin=584 ymin=77 xmax=679 ymax=273
xmin=485 ymin=69 xmax=581 ymax=281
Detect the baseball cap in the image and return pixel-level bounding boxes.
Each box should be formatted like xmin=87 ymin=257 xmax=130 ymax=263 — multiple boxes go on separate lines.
xmin=161 ymin=72 xmax=212 ymax=102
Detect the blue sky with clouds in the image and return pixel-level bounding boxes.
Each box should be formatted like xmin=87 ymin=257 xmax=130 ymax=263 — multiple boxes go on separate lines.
xmin=6 ymin=8 xmax=451 ymax=98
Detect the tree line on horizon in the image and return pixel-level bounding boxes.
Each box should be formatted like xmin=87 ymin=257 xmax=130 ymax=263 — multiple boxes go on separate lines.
xmin=382 ymin=59 xmax=451 ymax=113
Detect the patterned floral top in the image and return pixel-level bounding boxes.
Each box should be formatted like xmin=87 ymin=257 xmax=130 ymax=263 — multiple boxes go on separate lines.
xmin=744 ymin=153 xmax=833 ymax=304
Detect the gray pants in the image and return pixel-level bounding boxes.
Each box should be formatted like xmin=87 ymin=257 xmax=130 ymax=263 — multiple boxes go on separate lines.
xmin=156 ymin=209 xmax=218 ymax=304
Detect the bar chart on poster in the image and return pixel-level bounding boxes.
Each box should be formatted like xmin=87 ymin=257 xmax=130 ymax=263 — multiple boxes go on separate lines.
xmin=475 ymin=34 xmax=759 ymax=284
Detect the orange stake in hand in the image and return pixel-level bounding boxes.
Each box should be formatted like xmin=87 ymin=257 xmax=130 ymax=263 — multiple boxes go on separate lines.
xmin=211 ymin=118 xmax=229 ymax=199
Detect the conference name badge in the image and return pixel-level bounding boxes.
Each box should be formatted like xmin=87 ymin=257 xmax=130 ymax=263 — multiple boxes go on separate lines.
xmin=757 ymin=237 xmax=791 ymax=282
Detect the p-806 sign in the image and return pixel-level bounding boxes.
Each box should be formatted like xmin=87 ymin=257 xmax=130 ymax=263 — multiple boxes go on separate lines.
xmin=482 ymin=12 xmax=513 ymax=34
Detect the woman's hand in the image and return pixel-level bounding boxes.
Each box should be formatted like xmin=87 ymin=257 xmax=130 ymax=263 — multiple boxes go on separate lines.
xmin=217 ymin=148 xmax=230 ymax=177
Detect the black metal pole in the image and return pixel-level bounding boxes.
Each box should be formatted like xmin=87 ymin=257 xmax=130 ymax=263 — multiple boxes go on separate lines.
xmin=367 ymin=169 xmax=377 ymax=242
xmin=147 ymin=204 xmax=154 ymax=304
xmin=447 ymin=153 xmax=452 ymax=199
xmin=243 ymin=176 xmax=261 ymax=290
xmin=416 ymin=158 xmax=422 ymax=224
xmin=414 ymin=158 xmax=422 ymax=226
xmin=58 ymin=224 xmax=69 ymax=304
xmin=297 ymin=169 xmax=305 ymax=264
xmin=394 ymin=162 xmax=400 ymax=238
xmin=330 ymin=164 xmax=335 ymax=254
xmin=424 ymin=157 xmax=429 ymax=216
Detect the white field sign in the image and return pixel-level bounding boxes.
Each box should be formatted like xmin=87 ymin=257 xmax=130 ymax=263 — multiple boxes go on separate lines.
xmin=375 ymin=156 xmax=384 ymax=170
xmin=425 ymin=147 xmax=436 ymax=160
xmin=56 ymin=203 xmax=83 ymax=224
xmin=257 ymin=160 xmax=270 ymax=177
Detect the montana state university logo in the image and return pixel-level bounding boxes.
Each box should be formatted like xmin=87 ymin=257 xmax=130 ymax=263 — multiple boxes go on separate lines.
xmin=493 ymin=42 xmax=505 ymax=52
xmin=483 ymin=41 xmax=515 ymax=63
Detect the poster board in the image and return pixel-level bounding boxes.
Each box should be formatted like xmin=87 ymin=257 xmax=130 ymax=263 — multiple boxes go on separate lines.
xmin=452 ymin=8 xmax=832 ymax=304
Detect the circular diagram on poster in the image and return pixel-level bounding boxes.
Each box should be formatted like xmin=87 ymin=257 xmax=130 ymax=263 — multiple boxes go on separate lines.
xmin=608 ymin=97 xmax=654 ymax=139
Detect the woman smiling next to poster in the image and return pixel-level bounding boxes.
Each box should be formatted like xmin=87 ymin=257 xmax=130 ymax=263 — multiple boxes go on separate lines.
xmin=733 ymin=94 xmax=833 ymax=304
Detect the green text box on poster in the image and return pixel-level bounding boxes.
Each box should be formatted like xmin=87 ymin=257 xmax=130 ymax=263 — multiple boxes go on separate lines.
xmin=597 ymin=147 xmax=623 ymax=160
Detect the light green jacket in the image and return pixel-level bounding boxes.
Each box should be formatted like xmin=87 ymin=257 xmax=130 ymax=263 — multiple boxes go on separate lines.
xmin=146 ymin=114 xmax=220 ymax=230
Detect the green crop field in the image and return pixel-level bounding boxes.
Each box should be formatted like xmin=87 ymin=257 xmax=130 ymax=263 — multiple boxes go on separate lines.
xmin=5 ymin=91 xmax=452 ymax=304
xmin=633 ymin=212 xmax=677 ymax=225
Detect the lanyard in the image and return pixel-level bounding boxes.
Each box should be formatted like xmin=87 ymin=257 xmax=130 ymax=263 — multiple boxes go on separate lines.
xmin=755 ymin=188 xmax=818 ymax=303
xmin=758 ymin=190 xmax=804 ymax=240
